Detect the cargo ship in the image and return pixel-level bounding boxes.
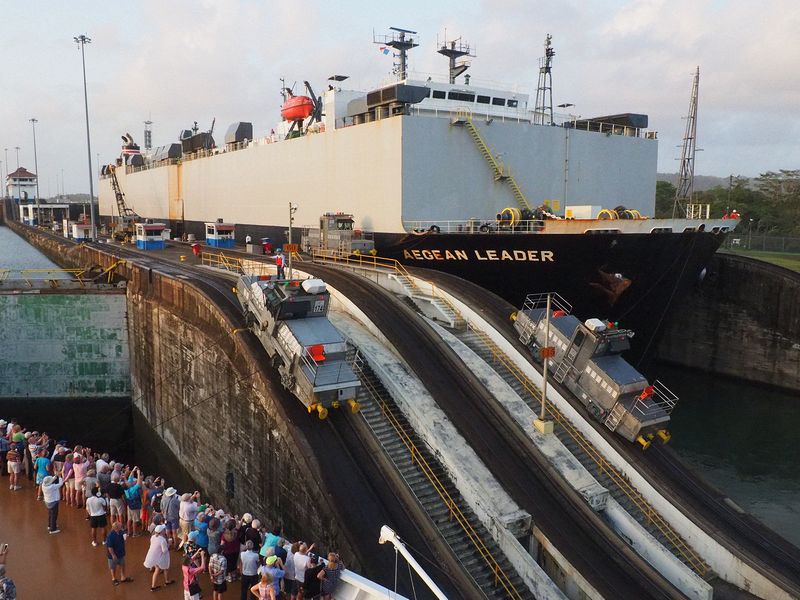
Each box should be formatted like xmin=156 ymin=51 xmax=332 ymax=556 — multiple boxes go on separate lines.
xmin=98 ymin=30 xmax=734 ymax=363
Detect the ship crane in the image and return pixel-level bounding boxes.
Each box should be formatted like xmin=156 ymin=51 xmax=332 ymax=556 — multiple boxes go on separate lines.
xmin=108 ymin=166 xmax=140 ymax=241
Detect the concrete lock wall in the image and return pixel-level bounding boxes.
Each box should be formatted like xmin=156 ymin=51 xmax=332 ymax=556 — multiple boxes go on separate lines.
xmin=658 ymin=253 xmax=800 ymax=391
xmin=0 ymin=290 xmax=130 ymax=398
xmin=2 ymin=221 xmax=361 ymax=572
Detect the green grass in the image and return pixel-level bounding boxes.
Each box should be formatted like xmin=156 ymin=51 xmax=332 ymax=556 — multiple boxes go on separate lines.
xmin=721 ymin=248 xmax=800 ymax=272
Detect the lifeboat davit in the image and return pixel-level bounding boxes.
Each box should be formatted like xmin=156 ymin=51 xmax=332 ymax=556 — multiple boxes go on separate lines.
xmin=281 ymin=96 xmax=314 ymax=121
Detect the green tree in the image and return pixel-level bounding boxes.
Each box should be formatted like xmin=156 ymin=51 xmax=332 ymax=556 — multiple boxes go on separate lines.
xmin=654 ymin=180 xmax=676 ymax=218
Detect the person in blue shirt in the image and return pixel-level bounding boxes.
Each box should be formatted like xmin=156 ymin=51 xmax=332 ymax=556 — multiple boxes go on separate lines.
xmin=123 ymin=467 xmax=143 ymax=537
xmin=34 ymin=449 xmax=51 ymax=500
xmin=105 ymin=521 xmax=133 ymax=586
xmin=194 ymin=512 xmax=210 ymax=553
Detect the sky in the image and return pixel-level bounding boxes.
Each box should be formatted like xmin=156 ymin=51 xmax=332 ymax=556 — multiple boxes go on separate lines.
xmin=0 ymin=0 xmax=798 ymax=196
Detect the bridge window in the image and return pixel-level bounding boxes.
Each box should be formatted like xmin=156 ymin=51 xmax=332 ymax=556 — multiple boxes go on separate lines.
xmin=507 ymin=99 xmax=519 ymax=108
xmin=448 ymin=91 xmax=475 ymax=102
xmin=432 ymin=90 xmax=446 ymax=99
xmin=477 ymin=95 xmax=490 ymax=104
xmin=492 ymin=97 xmax=505 ymax=106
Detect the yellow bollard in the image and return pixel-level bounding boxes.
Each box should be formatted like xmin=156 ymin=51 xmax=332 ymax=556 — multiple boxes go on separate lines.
xmin=347 ymin=399 xmax=361 ymax=413
xmin=180 ymin=255 xmax=186 ymax=262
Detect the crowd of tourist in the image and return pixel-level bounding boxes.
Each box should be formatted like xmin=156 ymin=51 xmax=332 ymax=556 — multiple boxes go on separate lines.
xmin=0 ymin=417 xmax=345 ymax=599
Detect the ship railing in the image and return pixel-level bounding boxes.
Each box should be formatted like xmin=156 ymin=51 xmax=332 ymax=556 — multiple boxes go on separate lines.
xmin=351 ymin=353 xmax=527 ymax=600
xmin=402 ymin=219 xmax=545 ymax=234
xmin=631 ymin=380 xmax=679 ymax=419
xmin=407 ymin=105 xmax=654 ymax=138
xmin=520 ymin=292 xmax=573 ymax=321
xmin=300 ymin=348 xmax=357 ymax=389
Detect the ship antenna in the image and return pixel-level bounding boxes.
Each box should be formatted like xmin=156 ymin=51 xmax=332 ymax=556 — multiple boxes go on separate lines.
xmin=673 ymin=67 xmax=700 ymax=219
xmin=533 ymin=34 xmax=555 ymax=125
xmin=374 ymin=26 xmax=418 ymax=81
xmin=436 ymin=33 xmax=475 ymax=84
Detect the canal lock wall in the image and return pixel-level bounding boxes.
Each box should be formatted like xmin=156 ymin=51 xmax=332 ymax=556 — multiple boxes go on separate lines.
xmin=657 ymin=253 xmax=800 ymax=391
xmin=3 ymin=221 xmax=363 ymax=571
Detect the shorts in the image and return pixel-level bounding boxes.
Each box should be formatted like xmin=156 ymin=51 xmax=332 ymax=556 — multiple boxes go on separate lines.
xmin=284 ymin=579 xmax=298 ymax=595
xmin=75 ymin=479 xmax=86 ymax=491
xmin=166 ymin=517 xmax=179 ymax=531
xmin=183 ymin=591 xmax=200 ymax=600
xmin=128 ymin=508 xmax=141 ymax=523
xmin=7 ymin=462 xmax=20 ymax=474
xmin=107 ymin=557 xmax=125 ymax=570
xmin=179 ymin=519 xmax=192 ymax=538
xmin=90 ymin=514 xmax=108 ymax=528
xmin=65 ymin=479 xmax=75 ymax=490
xmin=109 ymin=498 xmax=126 ymax=516
xmin=213 ymin=581 xmax=228 ymax=592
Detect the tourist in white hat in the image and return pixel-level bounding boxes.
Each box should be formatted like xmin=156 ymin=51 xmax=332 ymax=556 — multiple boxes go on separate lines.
xmin=144 ymin=523 xmax=175 ymax=591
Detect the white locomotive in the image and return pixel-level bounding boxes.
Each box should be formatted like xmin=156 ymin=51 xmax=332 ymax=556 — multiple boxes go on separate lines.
xmin=513 ymin=293 xmax=675 ymax=449
xmin=237 ymin=275 xmax=361 ymax=419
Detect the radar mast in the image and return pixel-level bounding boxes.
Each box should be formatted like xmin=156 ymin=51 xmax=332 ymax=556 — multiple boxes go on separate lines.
xmin=673 ymin=67 xmax=700 ymax=218
xmin=437 ymin=33 xmax=475 ymax=84
xmin=534 ymin=34 xmax=555 ymax=125
xmin=374 ymin=26 xmax=418 ymax=81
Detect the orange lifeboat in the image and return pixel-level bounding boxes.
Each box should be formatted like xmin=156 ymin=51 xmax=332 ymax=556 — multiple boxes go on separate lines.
xmin=281 ymin=96 xmax=314 ymax=121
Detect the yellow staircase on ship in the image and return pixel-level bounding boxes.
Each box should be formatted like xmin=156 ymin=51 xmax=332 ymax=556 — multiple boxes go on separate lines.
xmin=453 ymin=110 xmax=533 ymax=212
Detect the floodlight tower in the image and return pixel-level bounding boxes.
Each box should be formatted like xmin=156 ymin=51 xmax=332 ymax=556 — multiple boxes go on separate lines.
xmin=374 ymin=26 xmax=419 ymax=81
xmin=437 ymin=34 xmax=475 ymax=84
xmin=673 ymin=67 xmax=700 ymax=218
xmin=534 ymin=34 xmax=556 ymax=125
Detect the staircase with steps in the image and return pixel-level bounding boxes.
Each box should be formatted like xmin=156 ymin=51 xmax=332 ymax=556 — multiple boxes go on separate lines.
xmin=452 ymin=327 xmax=714 ymax=581
xmin=388 ymin=272 xmax=466 ymax=329
xmin=452 ymin=114 xmax=532 ymax=212
xmin=353 ymin=360 xmax=534 ymax=600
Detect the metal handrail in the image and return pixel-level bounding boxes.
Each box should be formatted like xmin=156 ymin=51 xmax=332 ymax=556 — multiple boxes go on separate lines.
xmin=1 ymin=268 xmax=88 ymax=287
xmin=313 ymin=248 xmax=709 ymax=576
xmin=352 ymin=357 xmax=524 ymax=600
xmin=467 ymin=325 xmax=711 ymax=577
xmin=201 ymin=252 xmax=244 ymax=274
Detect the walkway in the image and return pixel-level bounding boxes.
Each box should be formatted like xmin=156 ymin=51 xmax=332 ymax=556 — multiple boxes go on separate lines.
xmin=0 ymin=478 xmax=183 ymax=598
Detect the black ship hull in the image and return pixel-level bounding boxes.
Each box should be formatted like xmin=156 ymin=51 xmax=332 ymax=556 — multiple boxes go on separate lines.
xmin=377 ymin=230 xmax=726 ymax=366
xmin=130 ymin=218 xmax=725 ymax=366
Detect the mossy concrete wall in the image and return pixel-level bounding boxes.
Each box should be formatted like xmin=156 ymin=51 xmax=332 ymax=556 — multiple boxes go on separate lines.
xmin=0 ymin=289 xmax=130 ymax=398
xmin=4 ymin=220 xmax=363 ymax=571
xmin=657 ymin=253 xmax=800 ymax=390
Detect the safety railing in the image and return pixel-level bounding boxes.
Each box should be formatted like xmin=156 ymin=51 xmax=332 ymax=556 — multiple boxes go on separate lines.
xmin=631 ymin=380 xmax=679 ymax=419
xmin=352 ymin=355 xmax=525 ymax=600
xmin=0 ymin=268 xmax=88 ymax=287
xmin=466 ymin=324 xmax=710 ymax=577
xmin=201 ymin=252 xmax=245 ymax=274
xmin=401 ymin=219 xmax=547 ymax=234
xmin=312 ymin=247 xmax=712 ymax=577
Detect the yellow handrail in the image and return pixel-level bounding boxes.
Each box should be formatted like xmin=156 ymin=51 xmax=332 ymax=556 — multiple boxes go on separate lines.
xmin=356 ymin=366 xmax=525 ymax=599
xmin=318 ymin=248 xmax=710 ymax=577
xmin=201 ymin=252 xmax=244 ymax=274
xmin=466 ymin=325 xmax=711 ymax=577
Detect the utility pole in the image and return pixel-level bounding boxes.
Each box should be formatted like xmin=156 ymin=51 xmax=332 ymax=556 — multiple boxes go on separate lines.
xmin=534 ymin=293 xmax=555 ymax=434
xmin=30 ymin=118 xmax=41 ymax=224
xmin=287 ymin=202 xmax=297 ymax=280
xmin=74 ymin=34 xmax=96 ymax=240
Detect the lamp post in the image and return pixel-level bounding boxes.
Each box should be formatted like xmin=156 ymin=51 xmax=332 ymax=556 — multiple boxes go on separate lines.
xmin=3 ymin=148 xmax=7 ymax=198
xmin=74 ymin=34 xmax=96 ymax=240
xmin=287 ymin=202 xmax=297 ymax=279
xmin=30 ymin=118 xmax=41 ymax=224
xmin=534 ymin=293 xmax=555 ymax=434
xmin=14 ymin=147 xmax=20 ymax=202
xmin=748 ymin=218 xmax=754 ymax=250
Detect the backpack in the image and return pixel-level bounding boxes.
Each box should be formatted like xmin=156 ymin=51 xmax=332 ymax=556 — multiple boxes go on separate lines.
xmin=151 ymin=492 xmax=164 ymax=511
xmin=0 ymin=576 xmax=17 ymax=600
xmin=124 ymin=486 xmax=142 ymax=510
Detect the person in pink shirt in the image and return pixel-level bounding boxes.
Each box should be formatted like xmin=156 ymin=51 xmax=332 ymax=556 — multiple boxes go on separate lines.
xmin=182 ymin=548 xmax=206 ymax=600
xmin=72 ymin=454 xmax=89 ymax=508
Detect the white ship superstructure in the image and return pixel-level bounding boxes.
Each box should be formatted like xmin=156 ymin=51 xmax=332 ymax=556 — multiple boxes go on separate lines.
xmin=99 ymin=73 xmax=659 ymax=234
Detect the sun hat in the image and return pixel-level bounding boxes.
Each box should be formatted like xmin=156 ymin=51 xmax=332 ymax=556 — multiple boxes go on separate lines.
xmin=164 ymin=487 xmax=177 ymax=496
xmin=43 ymin=476 xmax=55 ymax=485
xmin=155 ymin=524 xmax=166 ymax=533
xmin=266 ymin=555 xmax=278 ymax=566
xmin=242 ymin=513 xmax=253 ymax=524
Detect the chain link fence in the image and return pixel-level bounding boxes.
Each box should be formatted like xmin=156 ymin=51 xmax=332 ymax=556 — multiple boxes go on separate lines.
xmin=723 ymin=234 xmax=800 ymax=253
